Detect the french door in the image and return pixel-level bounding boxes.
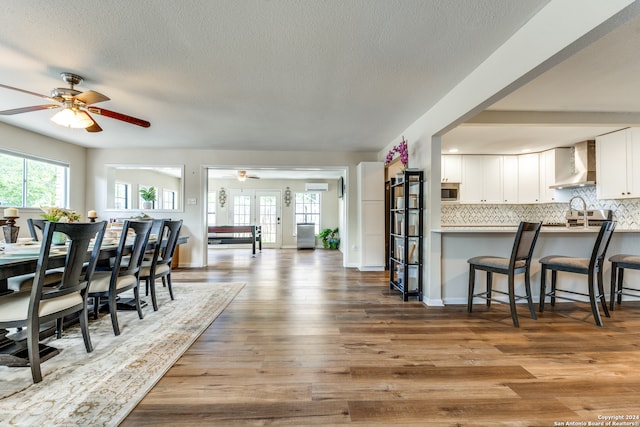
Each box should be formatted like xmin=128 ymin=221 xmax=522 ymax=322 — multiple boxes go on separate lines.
xmin=229 ymin=189 xmax=281 ymax=248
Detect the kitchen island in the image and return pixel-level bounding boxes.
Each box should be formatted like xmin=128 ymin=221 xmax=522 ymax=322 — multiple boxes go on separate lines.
xmin=430 ymin=225 xmax=640 ymax=306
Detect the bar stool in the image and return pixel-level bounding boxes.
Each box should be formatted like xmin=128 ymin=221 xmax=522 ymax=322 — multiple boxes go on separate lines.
xmin=608 ymin=253 xmax=640 ymax=311
xmin=467 ymin=221 xmax=542 ymax=327
xmin=539 ymin=221 xmax=616 ymax=327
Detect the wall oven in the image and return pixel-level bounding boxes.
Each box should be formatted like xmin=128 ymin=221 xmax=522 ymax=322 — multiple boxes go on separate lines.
xmin=441 ymin=183 xmax=459 ymax=202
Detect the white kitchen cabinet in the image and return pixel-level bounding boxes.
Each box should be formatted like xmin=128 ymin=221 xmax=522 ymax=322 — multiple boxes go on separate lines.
xmin=502 ymin=156 xmax=518 ymax=203
xmin=539 ymin=148 xmax=572 ymax=203
xmin=596 ymin=128 xmax=640 ymax=199
xmin=517 ymin=153 xmax=539 ymax=203
xmin=460 ymin=155 xmax=503 ymax=204
xmin=441 ymin=155 xmax=461 ymax=182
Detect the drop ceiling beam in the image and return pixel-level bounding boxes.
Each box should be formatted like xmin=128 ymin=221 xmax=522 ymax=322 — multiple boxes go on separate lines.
xmin=467 ymin=110 xmax=640 ymax=126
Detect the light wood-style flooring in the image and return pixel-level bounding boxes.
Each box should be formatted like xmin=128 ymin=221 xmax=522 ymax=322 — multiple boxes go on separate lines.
xmin=122 ymin=248 xmax=640 ymax=426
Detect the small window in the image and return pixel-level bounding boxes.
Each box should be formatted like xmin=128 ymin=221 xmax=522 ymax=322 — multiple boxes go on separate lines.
xmin=0 ymin=150 xmax=69 ymax=208
xmin=162 ymin=189 xmax=176 ymax=210
xmin=114 ymin=182 xmax=130 ymax=210
xmin=294 ymin=192 xmax=320 ymax=234
xmin=207 ymin=191 xmax=216 ymax=226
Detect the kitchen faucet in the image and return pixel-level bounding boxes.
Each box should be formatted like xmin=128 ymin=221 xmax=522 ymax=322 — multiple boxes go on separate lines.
xmin=569 ymin=195 xmax=588 ymax=228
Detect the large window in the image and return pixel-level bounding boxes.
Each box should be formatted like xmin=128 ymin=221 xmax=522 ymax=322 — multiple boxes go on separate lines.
xmin=0 ymin=150 xmax=69 ymax=208
xmin=294 ymin=192 xmax=321 ymax=234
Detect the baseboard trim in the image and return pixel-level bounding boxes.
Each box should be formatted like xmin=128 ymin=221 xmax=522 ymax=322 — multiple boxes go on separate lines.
xmin=358 ymin=266 xmax=385 ymax=272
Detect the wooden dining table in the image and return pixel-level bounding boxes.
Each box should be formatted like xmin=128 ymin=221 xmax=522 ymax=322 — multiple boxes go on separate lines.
xmin=0 ymin=236 xmax=187 ymax=366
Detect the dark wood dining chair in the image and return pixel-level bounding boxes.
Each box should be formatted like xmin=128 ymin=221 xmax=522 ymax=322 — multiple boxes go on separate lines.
xmin=140 ymin=219 xmax=183 ymax=311
xmin=27 ymin=218 xmax=47 ymax=241
xmin=539 ymin=221 xmax=616 ymax=327
xmin=608 ymin=253 xmax=640 ymax=311
xmin=0 ymin=220 xmax=106 ymax=383
xmin=88 ymin=220 xmax=153 ymax=335
xmin=8 ymin=219 xmax=63 ymax=292
xmin=467 ymin=221 xmax=542 ymax=327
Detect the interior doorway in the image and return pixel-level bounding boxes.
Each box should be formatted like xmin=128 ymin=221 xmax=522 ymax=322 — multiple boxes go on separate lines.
xmin=204 ymin=165 xmax=348 ymax=268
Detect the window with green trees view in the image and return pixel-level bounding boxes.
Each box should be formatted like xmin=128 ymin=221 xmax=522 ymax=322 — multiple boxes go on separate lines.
xmin=0 ymin=150 xmax=69 ymax=208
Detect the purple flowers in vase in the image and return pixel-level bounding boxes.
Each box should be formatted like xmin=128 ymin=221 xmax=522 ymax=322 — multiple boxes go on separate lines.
xmin=385 ymin=136 xmax=409 ymax=168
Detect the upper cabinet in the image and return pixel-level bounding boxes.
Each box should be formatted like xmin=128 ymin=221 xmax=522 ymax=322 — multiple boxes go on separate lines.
xmin=539 ymin=148 xmax=572 ymax=203
xmin=443 ymin=148 xmax=577 ymax=205
xmin=441 ymin=154 xmax=461 ymax=183
xmin=502 ymin=156 xmax=518 ymax=203
xmin=596 ymin=128 xmax=640 ymax=199
xmin=517 ymin=153 xmax=540 ymax=204
xmin=460 ymin=155 xmax=503 ymax=204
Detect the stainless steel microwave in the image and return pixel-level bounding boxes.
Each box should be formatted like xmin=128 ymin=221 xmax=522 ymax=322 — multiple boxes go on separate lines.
xmin=441 ymin=183 xmax=459 ymax=202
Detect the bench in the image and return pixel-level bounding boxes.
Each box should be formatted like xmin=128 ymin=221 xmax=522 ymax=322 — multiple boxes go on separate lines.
xmin=208 ymin=225 xmax=262 ymax=255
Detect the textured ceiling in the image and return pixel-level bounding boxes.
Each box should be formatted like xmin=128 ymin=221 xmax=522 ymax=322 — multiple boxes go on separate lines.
xmin=0 ymin=0 xmax=549 ymax=152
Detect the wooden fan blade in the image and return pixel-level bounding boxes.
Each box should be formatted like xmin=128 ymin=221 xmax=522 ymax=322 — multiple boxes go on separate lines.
xmin=85 ymin=122 xmax=102 ymax=132
xmin=0 ymin=104 xmax=60 ymax=115
xmin=84 ymin=112 xmax=102 ymax=133
xmin=74 ymin=90 xmax=110 ymax=105
xmin=0 ymin=83 xmax=59 ymax=103
xmin=87 ymin=106 xmax=150 ymax=128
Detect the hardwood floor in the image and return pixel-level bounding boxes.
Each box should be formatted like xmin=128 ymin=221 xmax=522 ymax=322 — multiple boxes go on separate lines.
xmin=122 ymin=248 xmax=640 ymax=426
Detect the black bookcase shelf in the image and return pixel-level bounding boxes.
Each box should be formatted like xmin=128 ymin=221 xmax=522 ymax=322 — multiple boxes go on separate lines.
xmin=388 ymin=169 xmax=424 ymax=301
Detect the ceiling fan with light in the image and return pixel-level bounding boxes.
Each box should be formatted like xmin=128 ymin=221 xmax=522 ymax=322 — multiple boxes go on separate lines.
xmin=237 ymin=170 xmax=260 ymax=181
xmin=0 ymin=72 xmax=150 ymax=132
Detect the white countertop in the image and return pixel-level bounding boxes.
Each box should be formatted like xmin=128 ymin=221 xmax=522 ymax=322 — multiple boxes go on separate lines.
xmin=433 ymin=226 xmax=640 ymax=233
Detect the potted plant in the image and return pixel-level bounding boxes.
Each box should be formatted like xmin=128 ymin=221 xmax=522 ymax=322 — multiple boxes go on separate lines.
xmin=139 ymin=187 xmax=156 ymax=209
xmin=40 ymin=206 xmax=81 ymax=245
xmin=317 ymin=227 xmax=340 ymax=249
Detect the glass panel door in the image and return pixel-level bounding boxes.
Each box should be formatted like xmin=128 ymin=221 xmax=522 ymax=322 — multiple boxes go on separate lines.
xmin=256 ymin=191 xmax=281 ymax=246
xmin=229 ymin=189 xmax=281 ymax=248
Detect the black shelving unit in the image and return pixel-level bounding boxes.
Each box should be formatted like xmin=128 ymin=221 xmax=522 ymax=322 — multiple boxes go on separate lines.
xmin=388 ymin=169 xmax=424 ymax=301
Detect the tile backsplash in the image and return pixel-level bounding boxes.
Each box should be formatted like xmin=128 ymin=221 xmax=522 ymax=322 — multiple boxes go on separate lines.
xmin=441 ymin=187 xmax=640 ymax=229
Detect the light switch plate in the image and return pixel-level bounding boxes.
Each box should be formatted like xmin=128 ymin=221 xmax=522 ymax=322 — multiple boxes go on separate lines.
xmin=187 ymin=198 xmax=197 ymax=205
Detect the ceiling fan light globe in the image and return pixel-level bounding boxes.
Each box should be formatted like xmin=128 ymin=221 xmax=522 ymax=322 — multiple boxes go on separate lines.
xmin=51 ymin=108 xmax=93 ymax=128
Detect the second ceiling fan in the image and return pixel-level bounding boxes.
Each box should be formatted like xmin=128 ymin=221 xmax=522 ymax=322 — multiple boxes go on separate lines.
xmin=237 ymin=170 xmax=260 ymax=181
xmin=0 ymin=72 xmax=150 ymax=132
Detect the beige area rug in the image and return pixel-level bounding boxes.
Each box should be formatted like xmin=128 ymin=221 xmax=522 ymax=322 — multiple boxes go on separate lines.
xmin=0 ymin=281 xmax=245 ymax=427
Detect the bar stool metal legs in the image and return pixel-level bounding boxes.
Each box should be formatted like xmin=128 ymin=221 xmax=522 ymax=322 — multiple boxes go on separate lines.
xmin=539 ymin=221 xmax=615 ymax=327
xmin=608 ymin=255 xmax=640 ymax=311
xmin=467 ymin=222 xmax=541 ymax=328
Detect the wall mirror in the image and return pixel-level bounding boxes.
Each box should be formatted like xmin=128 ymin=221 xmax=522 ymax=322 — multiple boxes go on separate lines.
xmin=105 ymin=164 xmax=184 ymax=212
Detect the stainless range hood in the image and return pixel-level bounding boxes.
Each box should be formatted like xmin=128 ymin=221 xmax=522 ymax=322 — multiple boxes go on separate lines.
xmin=549 ymin=140 xmax=596 ymax=189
